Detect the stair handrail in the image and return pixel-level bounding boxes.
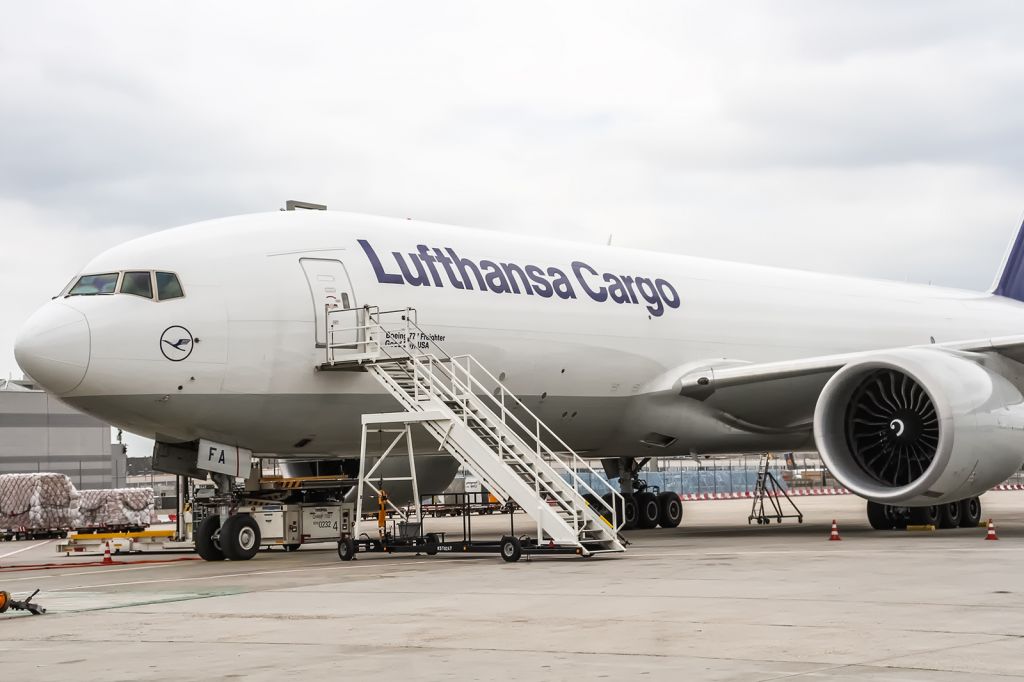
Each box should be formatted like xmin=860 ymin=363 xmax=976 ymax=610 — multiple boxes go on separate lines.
xmin=407 ymin=351 xmax=621 ymax=535
xmin=330 ymin=307 xmax=622 ymax=537
xmin=405 ymin=354 xmax=587 ymax=535
xmin=447 ymin=355 xmax=621 ymax=531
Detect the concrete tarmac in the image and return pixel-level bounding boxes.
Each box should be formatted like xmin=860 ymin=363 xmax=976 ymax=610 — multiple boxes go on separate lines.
xmin=2 ymin=492 xmax=1024 ymax=681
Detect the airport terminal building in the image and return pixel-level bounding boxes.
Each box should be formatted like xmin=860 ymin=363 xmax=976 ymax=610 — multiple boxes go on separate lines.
xmin=0 ymin=378 xmax=126 ymax=489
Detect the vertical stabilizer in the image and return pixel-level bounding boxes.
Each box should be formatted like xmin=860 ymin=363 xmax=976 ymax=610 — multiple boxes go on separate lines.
xmin=992 ymin=219 xmax=1024 ymax=302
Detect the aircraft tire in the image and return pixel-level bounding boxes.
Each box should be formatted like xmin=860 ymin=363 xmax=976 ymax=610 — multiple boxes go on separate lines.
xmin=500 ymin=535 xmax=522 ymax=563
xmin=636 ymin=492 xmax=660 ymax=529
xmin=220 ymin=514 xmax=260 ymax=561
xmin=937 ymin=501 xmax=962 ymax=529
xmin=425 ymin=532 xmax=441 ymax=556
xmin=908 ymin=505 xmax=940 ymax=527
xmin=605 ymin=493 xmax=638 ymax=530
xmin=657 ymin=492 xmax=683 ymax=528
xmin=866 ymin=501 xmax=892 ymax=530
xmin=959 ymin=497 xmax=982 ymax=528
xmin=195 ymin=515 xmax=225 ymax=561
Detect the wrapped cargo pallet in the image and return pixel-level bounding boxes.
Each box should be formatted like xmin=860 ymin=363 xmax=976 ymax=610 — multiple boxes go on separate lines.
xmin=0 ymin=473 xmax=81 ymax=530
xmin=78 ymin=488 xmax=159 ymax=528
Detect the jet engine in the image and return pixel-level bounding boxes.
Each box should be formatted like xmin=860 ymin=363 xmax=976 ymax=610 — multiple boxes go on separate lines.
xmin=813 ymin=348 xmax=1024 ymax=506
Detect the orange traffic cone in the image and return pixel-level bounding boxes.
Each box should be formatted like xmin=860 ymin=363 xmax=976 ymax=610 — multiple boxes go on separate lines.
xmin=828 ymin=520 xmax=842 ymax=541
xmin=985 ymin=519 xmax=999 ymax=541
xmin=102 ymin=540 xmax=114 ymax=564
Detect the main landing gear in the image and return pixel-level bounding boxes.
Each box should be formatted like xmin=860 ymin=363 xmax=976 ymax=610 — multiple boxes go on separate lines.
xmin=866 ymin=497 xmax=982 ymax=530
xmin=597 ymin=458 xmax=682 ymax=531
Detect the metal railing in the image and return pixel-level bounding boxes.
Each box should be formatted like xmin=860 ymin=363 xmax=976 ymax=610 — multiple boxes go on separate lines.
xmin=322 ymin=305 xmax=623 ymax=538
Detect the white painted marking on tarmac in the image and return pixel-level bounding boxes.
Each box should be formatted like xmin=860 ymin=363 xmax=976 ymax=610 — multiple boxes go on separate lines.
xmin=57 ymin=558 xmax=439 ymax=591
xmin=0 ymin=540 xmax=51 ymax=559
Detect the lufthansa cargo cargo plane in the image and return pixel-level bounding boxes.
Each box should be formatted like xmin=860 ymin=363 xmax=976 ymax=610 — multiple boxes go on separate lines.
xmin=15 ymin=210 xmax=1024 ymax=541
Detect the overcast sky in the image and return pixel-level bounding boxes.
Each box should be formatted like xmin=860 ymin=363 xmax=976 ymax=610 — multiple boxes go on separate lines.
xmin=3 ymin=2 xmax=1024 ymax=455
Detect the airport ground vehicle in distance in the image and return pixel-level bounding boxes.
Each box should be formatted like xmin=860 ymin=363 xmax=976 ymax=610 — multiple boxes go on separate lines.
xmin=15 ymin=209 xmax=1024 ymax=557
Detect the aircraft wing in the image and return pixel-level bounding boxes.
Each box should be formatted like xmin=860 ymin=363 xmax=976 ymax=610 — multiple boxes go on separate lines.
xmin=670 ymin=334 xmax=1024 ymax=432
xmin=680 ymin=334 xmax=1024 ymax=395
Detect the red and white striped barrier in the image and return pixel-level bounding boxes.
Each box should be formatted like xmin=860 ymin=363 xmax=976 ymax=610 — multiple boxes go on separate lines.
xmin=677 ymin=487 xmax=851 ymax=501
xmin=676 ymin=483 xmax=1024 ymax=502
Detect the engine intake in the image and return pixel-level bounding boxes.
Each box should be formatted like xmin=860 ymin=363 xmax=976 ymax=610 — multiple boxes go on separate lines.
xmin=845 ymin=368 xmax=939 ymax=488
xmin=814 ymin=348 xmax=1024 ymax=505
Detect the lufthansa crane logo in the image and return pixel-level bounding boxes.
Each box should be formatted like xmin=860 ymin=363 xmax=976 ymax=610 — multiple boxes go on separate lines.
xmin=160 ymin=326 xmax=194 ymax=362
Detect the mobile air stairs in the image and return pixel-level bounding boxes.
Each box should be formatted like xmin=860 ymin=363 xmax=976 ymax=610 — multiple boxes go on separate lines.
xmin=317 ymin=306 xmax=626 ymax=562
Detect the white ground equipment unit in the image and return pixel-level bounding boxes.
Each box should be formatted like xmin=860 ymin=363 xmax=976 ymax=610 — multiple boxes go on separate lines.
xmin=238 ymin=501 xmax=355 ymax=551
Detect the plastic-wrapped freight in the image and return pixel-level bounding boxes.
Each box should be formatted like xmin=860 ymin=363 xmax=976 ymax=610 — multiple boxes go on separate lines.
xmin=78 ymin=488 xmax=159 ymax=528
xmin=0 ymin=473 xmax=81 ymax=530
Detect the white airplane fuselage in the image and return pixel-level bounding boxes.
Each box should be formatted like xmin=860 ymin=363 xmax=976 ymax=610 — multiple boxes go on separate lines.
xmin=15 ymin=211 xmax=1024 ymax=460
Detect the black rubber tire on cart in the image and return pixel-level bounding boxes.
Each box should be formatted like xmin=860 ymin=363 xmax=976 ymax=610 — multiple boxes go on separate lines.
xmin=500 ymin=535 xmax=522 ymax=563
xmin=337 ymin=536 xmax=356 ymax=561
xmin=866 ymin=501 xmax=892 ymax=530
xmin=908 ymin=505 xmax=940 ymax=526
xmin=425 ymin=533 xmax=441 ymax=556
xmin=959 ymin=497 xmax=982 ymax=528
xmin=657 ymin=491 xmax=683 ymax=528
xmin=938 ymin=501 xmax=962 ymax=529
xmin=636 ymin=492 xmax=660 ymax=529
xmin=195 ymin=515 xmax=225 ymax=562
xmin=220 ymin=514 xmax=261 ymax=561
xmin=284 ymin=544 xmax=301 ymax=552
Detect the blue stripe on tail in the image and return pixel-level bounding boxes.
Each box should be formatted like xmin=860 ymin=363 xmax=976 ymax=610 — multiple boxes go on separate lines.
xmin=993 ymin=220 xmax=1024 ymax=302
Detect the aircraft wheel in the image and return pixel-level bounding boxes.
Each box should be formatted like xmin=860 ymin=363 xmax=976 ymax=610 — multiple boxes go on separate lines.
xmin=636 ymin=492 xmax=659 ymax=529
xmin=657 ymin=492 xmax=683 ymax=528
xmin=620 ymin=495 xmax=638 ymax=530
xmin=220 ymin=514 xmax=261 ymax=561
xmin=500 ymin=535 xmax=522 ymax=563
xmin=195 ymin=515 xmax=225 ymax=561
xmin=959 ymin=497 xmax=982 ymax=528
xmin=908 ymin=505 xmax=939 ymax=527
xmin=866 ymin=501 xmax=892 ymax=530
xmin=937 ymin=501 xmax=962 ymax=529
xmin=338 ymin=537 xmax=356 ymax=561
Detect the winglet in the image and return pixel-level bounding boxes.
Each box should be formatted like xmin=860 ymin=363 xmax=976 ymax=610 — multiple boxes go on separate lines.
xmin=992 ymin=218 xmax=1024 ymax=301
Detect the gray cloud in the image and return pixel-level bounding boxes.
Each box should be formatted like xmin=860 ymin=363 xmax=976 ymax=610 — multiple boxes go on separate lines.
xmin=3 ymin=0 xmax=1024 ymax=385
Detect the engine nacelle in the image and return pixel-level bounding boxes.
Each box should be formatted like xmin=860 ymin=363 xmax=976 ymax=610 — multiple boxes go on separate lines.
xmin=813 ymin=348 xmax=1024 ymax=506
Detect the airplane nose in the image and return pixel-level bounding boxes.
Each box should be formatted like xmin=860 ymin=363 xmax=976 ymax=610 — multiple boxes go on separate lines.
xmin=14 ymin=302 xmax=91 ymax=395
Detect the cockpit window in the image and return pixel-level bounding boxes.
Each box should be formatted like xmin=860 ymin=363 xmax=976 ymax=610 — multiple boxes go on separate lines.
xmin=120 ymin=271 xmax=153 ymax=299
xmin=68 ymin=273 xmax=119 ymax=296
xmin=156 ymin=272 xmax=184 ymax=300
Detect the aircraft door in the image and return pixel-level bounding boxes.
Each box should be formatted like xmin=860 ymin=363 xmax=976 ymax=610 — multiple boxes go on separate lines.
xmin=299 ymin=258 xmax=358 ymax=348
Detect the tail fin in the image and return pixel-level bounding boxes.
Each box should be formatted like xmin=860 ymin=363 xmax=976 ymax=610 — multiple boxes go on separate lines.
xmin=992 ymin=218 xmax=1024 ymax=301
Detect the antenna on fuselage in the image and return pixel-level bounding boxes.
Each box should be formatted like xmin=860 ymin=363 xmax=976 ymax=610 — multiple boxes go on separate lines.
xmin=281 ymin=200 xmax=328 ymax=211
